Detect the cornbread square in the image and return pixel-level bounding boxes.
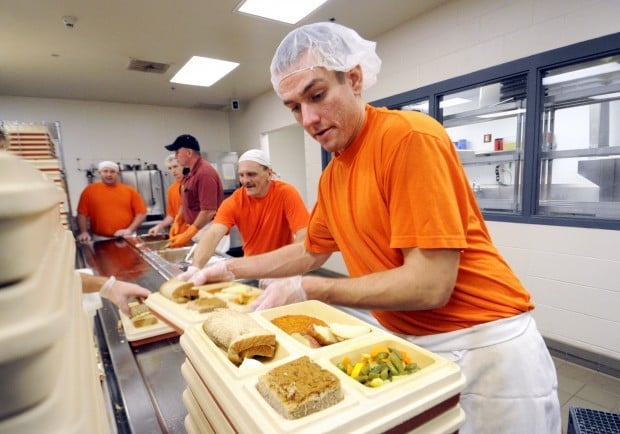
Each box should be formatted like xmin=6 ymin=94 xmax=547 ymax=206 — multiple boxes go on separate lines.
xmin=256 ymin=356 xmax=343 ymax=419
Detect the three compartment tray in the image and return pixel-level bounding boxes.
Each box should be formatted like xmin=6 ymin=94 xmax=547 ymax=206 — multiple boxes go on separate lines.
xmin=179 ymin=300 xmax=466 ymax=434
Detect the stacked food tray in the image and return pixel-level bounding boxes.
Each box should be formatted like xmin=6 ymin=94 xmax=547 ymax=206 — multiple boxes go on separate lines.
xmin=179 ymin=300 xmax=466 ymax=434
xmin=0 ymin=154 xmax=110 ymax=433
xmin=4 ymin=126 xmax=71 ymax=229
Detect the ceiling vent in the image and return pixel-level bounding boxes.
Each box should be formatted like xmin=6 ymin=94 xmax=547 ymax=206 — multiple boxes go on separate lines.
xmin=127 ymin=58 xmax=170 ymax=74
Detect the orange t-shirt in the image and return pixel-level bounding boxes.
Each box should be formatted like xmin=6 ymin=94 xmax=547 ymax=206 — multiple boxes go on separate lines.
xmin=77 ymin=182 xmax=147 ymax=237
xmin=213 ymin=180 xmax=309 ymax=256
xmin=305 ymin=105 xmax=533 ymax=335
xmin=166 ymin=180 xmax=182 ymax=217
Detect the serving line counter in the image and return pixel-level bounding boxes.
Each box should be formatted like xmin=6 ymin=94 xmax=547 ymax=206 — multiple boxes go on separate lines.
xmin=79 ymin=236 xmax=466 ymax=434
xmin=79 ymin=236 xmax=188 ymax=434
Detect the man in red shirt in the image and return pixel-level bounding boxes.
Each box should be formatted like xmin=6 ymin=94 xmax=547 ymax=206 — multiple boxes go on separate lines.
xmin=164 ymin=134 xmax=224 ymax=247
xmin=76 ymin=161 xmax=147 ymax=242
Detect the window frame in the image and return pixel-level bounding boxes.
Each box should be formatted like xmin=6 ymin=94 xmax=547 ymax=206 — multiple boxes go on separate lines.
xmin=371 ymin=31 xmax=620 ymax=230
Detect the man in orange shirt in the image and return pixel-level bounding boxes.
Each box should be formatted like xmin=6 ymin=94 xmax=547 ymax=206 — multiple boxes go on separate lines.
xmin=148 ymin=154 xmax=187 ymax=236
xmin=179 ymin=149 xmax=309 ymax=283
xmin=193 ymin=23 xmax=561 ymax=433
xmin=76 ymin=161 xmax=147 ymax=242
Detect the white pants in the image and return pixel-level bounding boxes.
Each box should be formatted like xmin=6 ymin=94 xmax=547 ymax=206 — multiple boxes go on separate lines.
xmin=402 ymin=313 xmax=561 ymax=434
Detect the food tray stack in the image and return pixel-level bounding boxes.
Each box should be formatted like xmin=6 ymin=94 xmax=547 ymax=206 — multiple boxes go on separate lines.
xmin=179 ymin=300 xmax=466 ymax=434
xmin=3 ymin=123 xmax=72 ymax=229
xmin=0 ymin=154 xmax=110 ymax=433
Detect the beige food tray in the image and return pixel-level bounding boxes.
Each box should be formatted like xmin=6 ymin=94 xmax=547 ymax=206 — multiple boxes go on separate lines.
xmin=119 ymin=302 xmax=177 ymax=345
xmin=144 ymin=283 xmax=260 ymax=332
xmin=179 ymin=300 xmax=466 ymax=434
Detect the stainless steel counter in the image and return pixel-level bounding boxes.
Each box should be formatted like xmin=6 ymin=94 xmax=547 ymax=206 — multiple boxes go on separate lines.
xmin=80 ymin=238 xmax=188 ymax=434
xmin=80 ymin=236 xmax=379 ymax=434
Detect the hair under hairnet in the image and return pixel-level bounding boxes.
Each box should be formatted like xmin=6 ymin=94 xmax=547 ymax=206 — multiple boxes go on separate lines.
xmin=270 ymin=22 xmax=382 ymax=95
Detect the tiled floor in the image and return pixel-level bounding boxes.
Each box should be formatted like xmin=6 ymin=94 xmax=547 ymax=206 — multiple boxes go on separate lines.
xmin=553 ymin=356 xmax=620 ymax=433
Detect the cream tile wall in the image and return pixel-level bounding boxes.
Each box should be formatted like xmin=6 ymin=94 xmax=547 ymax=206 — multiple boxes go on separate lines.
xmin=488 ymin=222 xmax=620 ymax=361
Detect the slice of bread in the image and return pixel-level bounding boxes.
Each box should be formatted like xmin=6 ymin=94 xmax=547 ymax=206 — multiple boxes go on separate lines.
xmin=256 ymin=356 xmax=343 ymax=419
xmin=159 ymin=277 xmax=194 ymax=301
xmin=202 ymin=309 xmax=276 ymax=365
xmin=187 ymin=296 xmax=227 ymax=313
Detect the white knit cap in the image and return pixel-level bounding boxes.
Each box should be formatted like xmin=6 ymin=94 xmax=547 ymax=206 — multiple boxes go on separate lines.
xmin=238 ymin=149 xmax=272 ymax=168
xmin=98 ymin=160 xmax=120 ymax=172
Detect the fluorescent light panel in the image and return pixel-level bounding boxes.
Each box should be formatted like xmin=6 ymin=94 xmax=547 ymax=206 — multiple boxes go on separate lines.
xmin=590 ymin=91 xmax=620 ymax=100
xmin=477 ymin=108 xmax=525 ymax=119
xmin=439 ymin=97 xmax=470 ymax=108
xmin=235 ymin=0 xmax=329 ymax=24
xmin=542 ymin=62 xmax=620 ymax=86
xmin=171 ymin=56 xmax=239 ymax=87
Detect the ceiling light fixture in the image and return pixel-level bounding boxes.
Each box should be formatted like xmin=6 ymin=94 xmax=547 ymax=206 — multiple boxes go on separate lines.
xmin=542 ymin=62 xmax=620 ymax=85
xmin=477 ymin=108 xmax=526 ymax=119
xmin=234 ymin=0 xmax=329 ymax=24
xmin=170 ymin=56 xmax=239 ymax=87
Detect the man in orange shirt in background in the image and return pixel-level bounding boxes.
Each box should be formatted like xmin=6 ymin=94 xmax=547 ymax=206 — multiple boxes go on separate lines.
xmin=179 ymin=149 xmax=309 ymax=283
xmin=192 ymin=22 xmax=561 ymax=434
xmin=148 ymin=153 xmax=187 ymax=236
xmin=76 ymin=161 xmax=147 ymax=242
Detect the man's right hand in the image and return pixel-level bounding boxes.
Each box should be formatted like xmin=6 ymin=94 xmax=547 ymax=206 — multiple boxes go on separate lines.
xmin=188 ymin=261 xmax=235 ymax=286
xmin=76 ymin=231 xmax=92 ymax=243
xmin=148 ymin=224 xmax=163 ymax=236
xmin=177 ymin=265 xmax=200 ymax=281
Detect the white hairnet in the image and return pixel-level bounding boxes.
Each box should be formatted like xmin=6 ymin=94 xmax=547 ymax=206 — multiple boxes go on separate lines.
xmin=270 ymin=21 xmax=382 ymax=95
xmin=98 ymin=160 xmax=119 ymax=172
xmin=238 ymin=149 xmax=272 ymax=169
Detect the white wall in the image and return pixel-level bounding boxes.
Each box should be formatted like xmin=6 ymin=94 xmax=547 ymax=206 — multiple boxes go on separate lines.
xmin=0 ymin=96 xmax=231 ymax=214
xmin=230 ymin=0 xmax=620 ymax=360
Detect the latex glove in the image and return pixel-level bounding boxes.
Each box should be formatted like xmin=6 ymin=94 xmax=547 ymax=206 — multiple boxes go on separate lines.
xmin=99 ymin=277 xmax=151 ymax=316
xmin=177 ymin=265 xmax=200 ymax=282
xmin=252 ymin=276 xmax=306 ymax=311
xmin=169 ymin=214 xmax=187 ymax=237
xmin=169 ymin=224 xmax=199 ymax=248
xmin=114 ymin=228 xmax=134 ymax=237
xmin=189 ymin=261 xmax=235 ymax=286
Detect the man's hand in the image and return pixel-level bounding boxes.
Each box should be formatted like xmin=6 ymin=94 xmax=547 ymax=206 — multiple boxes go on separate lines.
xmin=114 ymin=228 xmax=133 ymax=237
xmin=148 ymin=224 xmax=163 ymax=236
xmin=177 ymin=265 xmax=200 ymax=281
xmin=169 ymin=214 xmax=187 ymax=237
xmin=169 ymin=225 xmax=199 ymax=248
xmin=100 ymin=279 xmax=151 ymax=316
xmin=189 ymin=261 xmax=235 ymax=286
xmin=252 ymin=276 xmax=307 ymax=311
xmin=76 ymin=231 xmax=92 ymax=243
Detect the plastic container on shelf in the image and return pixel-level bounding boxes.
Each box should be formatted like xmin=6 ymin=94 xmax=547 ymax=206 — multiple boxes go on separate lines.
xmin=0 ymin=268 xmax=110 ymax=433
xmin=0 ymin=224 xmax=71 ymax=328
xmin=0 ymin=152 xmax=63 ymax=285
xmin=0 ymin=229 xmax=74 ymax=419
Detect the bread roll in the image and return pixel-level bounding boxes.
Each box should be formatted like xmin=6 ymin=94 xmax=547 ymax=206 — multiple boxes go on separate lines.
xmin=202 ymin=309 xmax=276 ymax=365
xmin=159 ymin=277 xmax=194 ymax=301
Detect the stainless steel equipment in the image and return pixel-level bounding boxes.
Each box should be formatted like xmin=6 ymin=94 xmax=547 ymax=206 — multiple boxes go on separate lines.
xmin=120 ymin=165 xmax=166 ymax=220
